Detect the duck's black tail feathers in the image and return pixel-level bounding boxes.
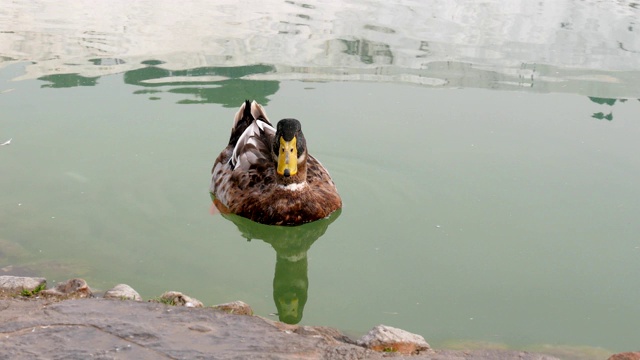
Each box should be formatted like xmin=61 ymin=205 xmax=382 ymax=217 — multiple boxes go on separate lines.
xmin=228 ymin=100 xmax=272 ymax=146
xmin=228 ymin=100 xmax=255 ymax=146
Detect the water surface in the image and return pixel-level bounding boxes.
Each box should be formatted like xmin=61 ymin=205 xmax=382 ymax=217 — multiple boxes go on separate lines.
xmin=1 ymin=0 xmax=640 ymax=356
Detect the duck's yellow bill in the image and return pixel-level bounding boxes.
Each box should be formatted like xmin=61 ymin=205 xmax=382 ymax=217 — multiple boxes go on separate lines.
xmin=277 ymin=136 xmax=297 ymax=177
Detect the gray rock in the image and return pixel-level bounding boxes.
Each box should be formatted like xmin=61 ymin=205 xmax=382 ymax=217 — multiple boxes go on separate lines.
xmin=157 ymin=291 xmax=203 ymax=307
xmin=0 ymin=297 xmax=563 ymax=360
xmin=0 ymin=298 xmax=372 ymax=360
xmin=213 ymin=300 xmax=253 ymax=315
xmin=0 ymin=275 xmax=46 ymax=296
xmin=40 ymin=278 xmax=92 ymax=299
xmin=357 ymin=324 xmax=431 ymax=355
xmin=104 ymin=284 xmax=142 ymax=301
xmin=294 ymin=325 xmax=356 ymax=345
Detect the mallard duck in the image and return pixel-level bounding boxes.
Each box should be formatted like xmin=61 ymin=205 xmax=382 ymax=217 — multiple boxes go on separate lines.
xmin=210 ymin=100 xmax=342 ymax=226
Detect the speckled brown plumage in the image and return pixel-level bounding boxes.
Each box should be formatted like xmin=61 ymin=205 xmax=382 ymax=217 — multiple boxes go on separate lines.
xmin=210 ymin=100 xmax=342 ymax=226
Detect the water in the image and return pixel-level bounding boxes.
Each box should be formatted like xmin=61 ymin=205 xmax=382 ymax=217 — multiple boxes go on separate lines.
xmin=1 ymin=0 xmax=640 ymax=356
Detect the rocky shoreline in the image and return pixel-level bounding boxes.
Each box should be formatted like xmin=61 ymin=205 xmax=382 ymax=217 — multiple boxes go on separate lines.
xmin=0 ymin=275 xmax=636 ymax=360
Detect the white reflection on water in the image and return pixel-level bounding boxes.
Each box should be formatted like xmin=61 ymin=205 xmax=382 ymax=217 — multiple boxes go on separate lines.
xmin=0 ymin=0 xmax=639 ymax=96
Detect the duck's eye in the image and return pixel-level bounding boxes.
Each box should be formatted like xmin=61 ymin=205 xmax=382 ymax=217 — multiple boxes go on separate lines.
xmin=290 ymin=148 xmax=294 ymax=153
xmin=281 ymin=147 xmax=285 ymax=152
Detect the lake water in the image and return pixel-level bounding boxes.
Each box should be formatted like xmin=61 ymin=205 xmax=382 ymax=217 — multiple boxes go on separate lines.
xmin=1 ymin=0 xmax=640 ymax=356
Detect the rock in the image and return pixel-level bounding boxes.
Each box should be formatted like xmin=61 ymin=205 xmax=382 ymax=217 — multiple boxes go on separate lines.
xmin=294 ymin=325 xmax=356 ymax=345
xmin=0 ymin=297 xmax=567 ymax=360
xmin=40 ymin=278 xmax=92 ymax=299
xmin=104 ymin=284 xmax=142 ymax=301
xmin=0 ymin=275 xmax=46 ymax=296
xmin=357 ymin=324 xmax=431 ymax=355
xmin=157 ymin=291 xmax=203 ymax=308
xmin=609 ymin=352 xmax=640 ymax=360
xmin=0 ymin=298 xmax=376 ymax=359
xmin=213 ymin=300 xmax=253 ymax=315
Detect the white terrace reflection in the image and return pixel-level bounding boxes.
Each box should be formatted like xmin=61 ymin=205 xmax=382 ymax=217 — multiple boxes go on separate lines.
xmin=1 ymin=0 xmax=639 ymax=97
xmin=31 ymin=61 xmax=639 ymax=119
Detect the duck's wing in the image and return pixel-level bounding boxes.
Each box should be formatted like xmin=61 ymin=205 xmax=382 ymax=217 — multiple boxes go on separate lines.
xmin=306 ymin=155 xmax=338 ymax=187
xmin=230 ymin=119 xmax=276 ymax=171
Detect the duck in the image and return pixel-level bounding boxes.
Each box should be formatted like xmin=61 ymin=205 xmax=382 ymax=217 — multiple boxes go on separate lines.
xmin=210 ymin=100 xmax=342 ymax=226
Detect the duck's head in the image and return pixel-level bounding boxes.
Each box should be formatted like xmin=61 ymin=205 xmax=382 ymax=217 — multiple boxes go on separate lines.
xmin=273 ymin=118 xmax=307 ymax=184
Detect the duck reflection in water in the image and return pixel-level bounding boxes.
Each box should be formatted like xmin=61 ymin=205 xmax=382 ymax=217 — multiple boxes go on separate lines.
xmin=212 ymin=198 xmax=340 ymax=324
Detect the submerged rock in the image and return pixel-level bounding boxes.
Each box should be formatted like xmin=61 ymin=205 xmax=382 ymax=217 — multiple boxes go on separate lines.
xmin=0 ymin=275 xmax=46 ymax=296
xmin=40 ymin=278 xmax=92 ymax=299
xmin=213 ymin=300 xmax=253 ymax=315
xmin=104 ymin=284 xmax=142 ymax=301
xmin=357 ymin=324 xmax=431 ymax=355
xmin=157 ymin=291 xmax=203 ymax=308
xmin=609 ymin=352 xmax=640 ymax=360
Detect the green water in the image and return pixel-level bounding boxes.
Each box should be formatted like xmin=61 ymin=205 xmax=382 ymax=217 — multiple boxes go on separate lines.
xmin=1 ymin=0 xmax=640 ymax=355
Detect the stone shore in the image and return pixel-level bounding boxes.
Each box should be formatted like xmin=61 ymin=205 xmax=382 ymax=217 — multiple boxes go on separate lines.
xmin=0 ymin=276 xmax=635 ymax=360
